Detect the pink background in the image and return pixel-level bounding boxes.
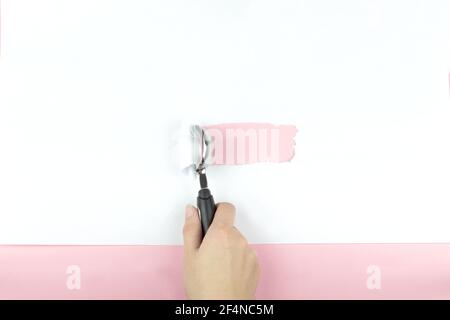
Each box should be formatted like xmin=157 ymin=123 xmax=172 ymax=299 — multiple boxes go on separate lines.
xmin=1 ymin=244 xmax=449 ymax=300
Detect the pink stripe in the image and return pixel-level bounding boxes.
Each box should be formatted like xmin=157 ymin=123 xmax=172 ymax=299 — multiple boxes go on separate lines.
xmin=1 ymin=244 xmax=449 ymax=300
xmin=205 ymin=123 xmax=297 ymax=165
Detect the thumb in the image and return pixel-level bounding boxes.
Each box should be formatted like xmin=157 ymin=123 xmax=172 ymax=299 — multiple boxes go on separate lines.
xmin=183 ymin=205 xmax=202 ymax=256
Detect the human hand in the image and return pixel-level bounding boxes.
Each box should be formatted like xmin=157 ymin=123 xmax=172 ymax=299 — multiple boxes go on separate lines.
xmin=183 ymin=203 xmax=260 ymax=300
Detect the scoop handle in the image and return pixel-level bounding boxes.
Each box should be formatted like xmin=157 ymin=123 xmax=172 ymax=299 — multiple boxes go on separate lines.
xmin=197 ymin=188 xmax=216 ymax=237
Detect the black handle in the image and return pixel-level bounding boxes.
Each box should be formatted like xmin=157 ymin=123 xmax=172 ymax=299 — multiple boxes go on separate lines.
xmin=197 ymin=187 xmax=216 ymax=237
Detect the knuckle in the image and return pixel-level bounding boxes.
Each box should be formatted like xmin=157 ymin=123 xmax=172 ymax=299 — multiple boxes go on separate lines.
xmin=236 ymin=235 xmax=248 ymax=248
xmin=213 ymin=222 xmax=227 ymax=233
xmin=248 ymin=249 xmax=260 ymax=270
xmin=247 ymin=249 xmax=260 ymax=273
xmin=248 ymin=248 xmax=257 ymax=260
xmin=211 ymin=223 xmax=230 ymax=240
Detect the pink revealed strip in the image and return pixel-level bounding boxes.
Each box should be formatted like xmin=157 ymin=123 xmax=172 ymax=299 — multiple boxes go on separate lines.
xmin=205 ymin=123 xmax=297 ymax=165
xmin=1 ymin=244 xmax=450 ymax=300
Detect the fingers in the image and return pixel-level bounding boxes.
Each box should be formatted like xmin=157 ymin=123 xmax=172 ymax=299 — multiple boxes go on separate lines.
xmin=184 ymin=202 xmax=236 ymax=254
xmin=211 ymin=202 xmax=236 ymax=228
xmin=183 ymin=204 xmax=202 ymax=256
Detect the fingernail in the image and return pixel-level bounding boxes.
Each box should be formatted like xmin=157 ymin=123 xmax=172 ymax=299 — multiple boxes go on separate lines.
xmin=185 ymin=204 xmax=195 ymax=218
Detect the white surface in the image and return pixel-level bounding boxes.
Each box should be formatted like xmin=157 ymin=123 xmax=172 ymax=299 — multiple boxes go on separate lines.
xmin=0 ymin=0 xmax=450 ymax=244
